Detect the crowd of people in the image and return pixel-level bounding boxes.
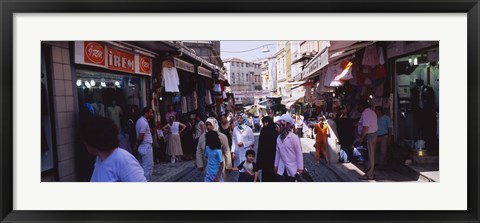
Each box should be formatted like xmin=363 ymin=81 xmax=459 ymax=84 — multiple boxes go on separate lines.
xmin=79 ymin=99 xmax=392 ymax=182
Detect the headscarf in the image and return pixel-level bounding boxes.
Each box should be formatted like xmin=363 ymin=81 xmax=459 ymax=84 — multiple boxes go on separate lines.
xmin=257 ymin=116 xmax=278 ymax=171
xmin=261 ymin=116 xmax=275 ymax=131
xmin=236 ymin=113 xmax=248 ymax=130
xmin=276 ymin=121 xmax=293 ymax=140
xmin=205 ymin=117 xmax=219 ymax=132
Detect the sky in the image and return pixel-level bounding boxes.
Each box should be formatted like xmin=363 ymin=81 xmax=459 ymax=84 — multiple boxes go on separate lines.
xmin=220 ymin=41 xmax=276 ymax=62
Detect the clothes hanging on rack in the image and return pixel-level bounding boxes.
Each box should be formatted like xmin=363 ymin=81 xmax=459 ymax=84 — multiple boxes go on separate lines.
xmin=162 ymin=66 xmax=180 ymax=93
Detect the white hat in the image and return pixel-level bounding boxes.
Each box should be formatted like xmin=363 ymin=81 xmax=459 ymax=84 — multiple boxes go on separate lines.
xmin=278 ymin=114 xmax=294 ymax=125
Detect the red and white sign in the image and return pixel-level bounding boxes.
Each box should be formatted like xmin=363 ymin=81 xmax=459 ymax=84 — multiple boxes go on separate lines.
xmin=139 ymin=55 xmax=152 ymax=74
xmin=107 ymin=47 xmax=135 ymax=73
xmin=84 ymin=41 xmax=105 ymax=65
xmin=75 ymin=41 xmax=152 ymax=76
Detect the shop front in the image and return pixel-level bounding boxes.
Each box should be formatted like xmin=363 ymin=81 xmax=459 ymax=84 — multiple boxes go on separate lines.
xmin=387 ymin=41 xmax=439 ymax=155
xmin=300 ymin=41 xmax=439 ymax=165
xmin=73 ymin=41 xmax=155 ymax=181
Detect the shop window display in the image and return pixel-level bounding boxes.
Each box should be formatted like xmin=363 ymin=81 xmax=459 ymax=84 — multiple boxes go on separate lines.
xmin=76 ymin=71 xmax=144 ymax=132
xmin=394 ymin=48 xmax=439 ymax=154
xmin=75 ymin=71 xmax=145 ymax=181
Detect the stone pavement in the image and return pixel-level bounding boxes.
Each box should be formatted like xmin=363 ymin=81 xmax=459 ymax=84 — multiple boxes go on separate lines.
xmin=150 ymin=134 xmax=428 ymax=182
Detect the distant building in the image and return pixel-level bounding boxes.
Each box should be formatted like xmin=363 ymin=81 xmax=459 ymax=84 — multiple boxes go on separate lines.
xmin=223 ymin=58 xmax=262 ymax=105
xmin=252 ymin=56 xmax=276 ymax=92
xmin=181 ymin=41 xmax=223 ymax=67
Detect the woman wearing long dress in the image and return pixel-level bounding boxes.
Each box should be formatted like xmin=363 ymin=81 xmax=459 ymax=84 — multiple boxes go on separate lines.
xmin=163 ymin=116 xmax=186 ymax=163
xmin=256 ymin=116 xmax=278 ymax=182
xmin=231 ymin=113 xmax=255 ymax=167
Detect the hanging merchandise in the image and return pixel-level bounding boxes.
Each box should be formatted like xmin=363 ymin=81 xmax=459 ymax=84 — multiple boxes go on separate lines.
xmin=324 ymin=61 xmax=354 ymax=87
xmin=181 ymin=96 xmax=188 ymax=113
xmin=338 ymin=60 xmax=354 ymax=81
xmin=304 ymin=81 xmax=316 ymax=104
xmin=318 ymin=72 xmax=336 ymax=93
xmin=374 ymin=80 xmax=385 ymax=97
xmin=152 ymin=90 xmax=160 ymax=122
xmin=162 ymin=60 xmax=180 ymax=93
xmin=186 ymin=96 xmax=192 ymax=112
xmin=192 ymin=91 xmax=198 ymax=110
xmin=378 ymin=46 xmax=385 ymax=65
xmin=373 ymin=64 xmax=387 ymax=79
xmin=220 ymin=81 xmax=225 ymax=91
xmin=205 ymin=90 xmax=213 ymax=105
xmin=361 ymin=45 xmax=380 ymax=67
xmin=213 ymin=83 xmax=222 ymax=93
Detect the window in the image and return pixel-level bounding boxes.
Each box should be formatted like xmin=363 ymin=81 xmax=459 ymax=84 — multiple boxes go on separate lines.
xmin=241 ymin=63 xmax=244 ymax=67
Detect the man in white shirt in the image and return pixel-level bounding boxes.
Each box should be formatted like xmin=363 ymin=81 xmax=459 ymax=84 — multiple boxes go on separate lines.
xmin=356 ymin=100 xmax=378 ymax=180
xmin=80 ymin=116 xmax=146 ymax=182
xmin=135 ymin=107 xmax=155 ymax=181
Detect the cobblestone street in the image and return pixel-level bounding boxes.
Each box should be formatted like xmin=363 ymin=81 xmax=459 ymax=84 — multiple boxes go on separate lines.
xmin=152 ymin=134 xmax=343 ymax=182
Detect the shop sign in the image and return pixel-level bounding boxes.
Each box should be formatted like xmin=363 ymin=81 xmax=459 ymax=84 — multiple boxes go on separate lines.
xmin=197 ymin=66 xmax=212 ymax=78
xmin=84 ymin=41 xmax=105 ymax=65
xmin=174 ymin=57 xmax=194 ymax=73
xmin=303 ymin=49 xmax=329 ymax=80
xmin=107 ymin=47 xmax=135 ymax=73
xmin=75 ymin=41 xmax=152 ymax=76
xmin=139 ymin=55 xmax=152 ymax=75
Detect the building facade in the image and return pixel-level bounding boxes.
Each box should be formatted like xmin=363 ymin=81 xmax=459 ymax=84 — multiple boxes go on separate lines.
xmin=252 ymin=56 xmax=276 ymax=92
xmin=181 ymin=41 xmax=223 ymax=67
xmin=223 ymin=58 xmax=261 ymax=105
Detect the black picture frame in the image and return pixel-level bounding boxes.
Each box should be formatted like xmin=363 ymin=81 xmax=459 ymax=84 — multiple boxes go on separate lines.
xmin=1 ymin=0 xmax=479 ymax=222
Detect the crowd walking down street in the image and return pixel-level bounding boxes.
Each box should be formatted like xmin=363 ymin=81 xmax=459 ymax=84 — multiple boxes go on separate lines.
xmin=79 ymin=103 xmax=425 ymax=183
xmin=41 ymin=41 xmax=439 ymax=184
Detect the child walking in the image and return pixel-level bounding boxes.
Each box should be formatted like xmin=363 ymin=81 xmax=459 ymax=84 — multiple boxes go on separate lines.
xmin=204 ymin=131 xmax=225 ymax=182
xmin=232 ymin=150 xmax=258 ymax=182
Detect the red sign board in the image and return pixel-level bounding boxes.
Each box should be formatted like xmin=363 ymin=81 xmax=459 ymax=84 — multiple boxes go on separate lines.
xmin=139 ymin=55 xmax=152 ymax=74
xmin=84 ymin=41 xmax=105 ymax=65
xmin=106 ymin=47 xmax=135 ymax=73
xmin=76 ymin=41 xmax=152 ymax=76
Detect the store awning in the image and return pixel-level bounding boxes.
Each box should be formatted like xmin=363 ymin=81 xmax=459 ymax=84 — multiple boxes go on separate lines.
xmin=301 ymin=46 xmax=329 ymax=81
xmin=281 ymin=94 xmax=304 ymax=107
xmin=301 ymin=41 xmax=376 ymax=81
xmin=277 ymin=81 xmax=306 ymax=86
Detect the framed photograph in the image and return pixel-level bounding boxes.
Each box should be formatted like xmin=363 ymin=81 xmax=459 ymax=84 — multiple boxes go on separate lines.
xmin=1 ymin=0 xmax=479 ymax=222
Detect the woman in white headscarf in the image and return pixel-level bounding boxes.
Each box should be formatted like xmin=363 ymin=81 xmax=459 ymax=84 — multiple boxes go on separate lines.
xmin=196 ymin=117 xmax=232 ymax=181
xmin=231 ymin=113 xmax=255 ymax=167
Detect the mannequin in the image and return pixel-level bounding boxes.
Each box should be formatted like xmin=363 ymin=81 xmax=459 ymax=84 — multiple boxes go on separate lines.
xmin=107 ymin=99 xmax=123 ymax=131
xmin=411 ymin=79 xmax=436 ymax=151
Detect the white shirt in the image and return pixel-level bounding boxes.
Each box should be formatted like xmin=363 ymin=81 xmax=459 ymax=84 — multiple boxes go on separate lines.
xmin=162 ymin=67 xmax=179 ymax=93
xmin=90 ymin=148 xmax=147 ymax=182
xmin=231 ymin=126 xmax=254 ymax=167
xmin=358 ymin=108 xmax=378 ymax=135
xmin=136 ymin=116 xmax=153 ymax=144
xmin=274 ymin=132 xmax=304 ymax=177
xmin=168 ymin=122 xmax=180 ymax=135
